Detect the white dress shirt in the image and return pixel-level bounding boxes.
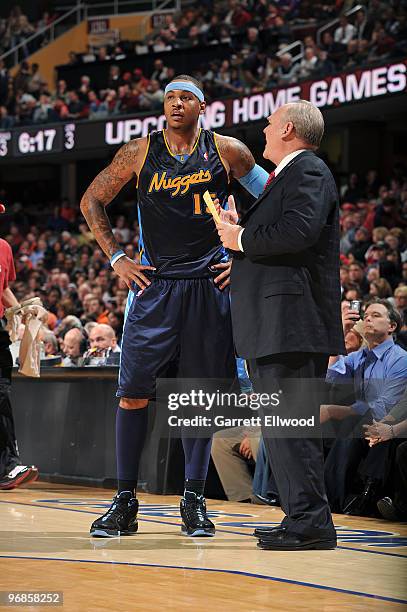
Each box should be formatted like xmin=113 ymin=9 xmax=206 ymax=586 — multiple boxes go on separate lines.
xmin=237 ymin=149 xmax=307 ymax=252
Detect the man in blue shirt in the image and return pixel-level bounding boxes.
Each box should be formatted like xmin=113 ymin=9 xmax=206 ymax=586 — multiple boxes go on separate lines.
xmin=326 ymin=300 xmax=407 ymax=420
xmin=324 ymin=298 xmax=407 ymax=515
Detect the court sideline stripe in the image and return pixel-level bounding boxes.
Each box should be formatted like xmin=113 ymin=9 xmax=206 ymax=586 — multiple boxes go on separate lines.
xmin=0 ymin=499 xmax=406 ymax=560
xmin=0 ymin=554 xmax=406 ymax=606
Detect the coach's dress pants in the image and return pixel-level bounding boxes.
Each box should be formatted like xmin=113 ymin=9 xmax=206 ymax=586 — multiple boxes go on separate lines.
xmin=249 ymin=352 xmax=336 ymax=539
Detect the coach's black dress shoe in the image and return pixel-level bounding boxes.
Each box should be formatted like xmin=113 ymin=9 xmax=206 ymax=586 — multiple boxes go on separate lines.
xmin=253 ymin=525 xmax=286 ymax=538
xmin=257 ymin=531 xmax=337 ymax=551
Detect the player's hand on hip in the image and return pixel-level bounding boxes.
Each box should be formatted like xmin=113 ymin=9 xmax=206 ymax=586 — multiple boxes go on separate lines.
xmin=212 ymin=260 xmax=232 ymax=290
xmin=112 ymin=256 xmax=156 ymax=291
xmin=214 ymin=195 xmax=239 ymax=225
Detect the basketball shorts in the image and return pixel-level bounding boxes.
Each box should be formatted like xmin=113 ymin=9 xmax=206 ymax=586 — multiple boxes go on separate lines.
xmin=117 ymin=277 xmax=237 ymax=399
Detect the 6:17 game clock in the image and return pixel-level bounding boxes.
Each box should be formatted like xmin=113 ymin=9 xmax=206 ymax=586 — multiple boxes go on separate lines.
xmin=13 ymin=124 xmax=76 ymax=156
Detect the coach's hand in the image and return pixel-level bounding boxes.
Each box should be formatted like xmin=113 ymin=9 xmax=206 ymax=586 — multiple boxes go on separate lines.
xmin=214 ymin=195 xmax=239 ymax=225
xmin=212 ymin=260 xmax=232 ymax=290
xmin=112 ymin=256 xmax=156 ymax=291
xmin=217 ymin=222 xmax=242 ymax=251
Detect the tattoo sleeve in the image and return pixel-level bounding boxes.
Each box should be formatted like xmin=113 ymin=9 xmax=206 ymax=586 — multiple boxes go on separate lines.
xmin=217 ymin=135 xmax=255 ymax=179
xmin=80 ymin=139 xmax=139 ymax=258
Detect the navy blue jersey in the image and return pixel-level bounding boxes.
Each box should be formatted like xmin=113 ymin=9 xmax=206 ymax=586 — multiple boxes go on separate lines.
xmin=137 ymin=129 xmax=229 ymax=278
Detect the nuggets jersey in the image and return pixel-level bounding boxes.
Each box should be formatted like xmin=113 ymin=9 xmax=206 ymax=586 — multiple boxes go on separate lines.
xmin=137 ymin=129 xmax=229 ymax=278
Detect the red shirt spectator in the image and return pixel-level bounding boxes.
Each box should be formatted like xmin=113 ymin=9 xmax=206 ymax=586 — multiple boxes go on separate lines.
xmin=0 ymin=239 xmax=16 ymax=318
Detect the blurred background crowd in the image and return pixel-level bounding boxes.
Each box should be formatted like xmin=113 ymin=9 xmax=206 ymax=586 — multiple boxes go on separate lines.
xmin=1 ymin=160 xmax=406 ymax=366
xmin=1 ymin=0 xmax=407 ymax=126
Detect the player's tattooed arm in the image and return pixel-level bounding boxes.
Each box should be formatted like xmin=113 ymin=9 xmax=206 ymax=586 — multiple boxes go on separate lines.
xmin=80 ymin=138 xmax=141 ymax=258
xmin=216 ymin=134 xmax=255 ymax=180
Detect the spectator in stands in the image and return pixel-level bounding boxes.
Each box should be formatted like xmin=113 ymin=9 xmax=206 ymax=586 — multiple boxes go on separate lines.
xmin=86 ymin=296 xmax=109 ymax=325
xmin=138 ymin=79 xmax=164 ymax=110
xmin=211 ymin=427 xmax=261 ymax=502
xmin=276 ymin=53 xmax=298 ymax=85
xmin=32 ymin=94 xmax=53 ymax=123
xmin=394 ymin=286 xmax=407 ymax=319
xmin=41 ymin=330 xmax=60 ymax=357
xmin=242 ymin=49 xmax=269 ymax=90
xmin=324 ymin=299 xmax=407 ymax=515
xmin=375 ymin=197 xmax=405 ymax=229
xmin=313 ymin=48 xmax=335 ymax=77
xmin=61 ymin=327 xmax=86 ymax=367
xmin=369 ymin=278 xmax=393 ymax=299
xmin=0 ymin=105 xmax=14 ymax=128
xmin=107 ymin=65 xmax=121 ymax=90
xmin=320 ymin=31 xmax=347 ymax=69
xmin=97 ymin=46 xmax=110 ymax=62
xmin=368 ymin=25 xmax=395 ymax=61
xmin=354 ymin=9 xmax=374 ymax=41
xmin=348 ymin=261 xmax=369 ymax=296
xmin=297 ymin=46 xmax=318 ymax=80
xmin=27 ymin=63 xmax=45 ymax=95
xmin=150 ymin=59 xmax=168 ymax=86
xmin=82 ymin=323 xmax=120 ymax=366
xmin=66 ymin=90 xmax=85 ymax=120
xmin=0 ymin=60 xmax=8 ymax=106
xmin=364 ymin=388 xmax=407 ymax=521
xmin=334 ymin=15 xmax=356 ymax=45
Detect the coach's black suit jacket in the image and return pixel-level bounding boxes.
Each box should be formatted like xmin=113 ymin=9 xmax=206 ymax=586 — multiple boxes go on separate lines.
xmin=230 ymin=150 xmax=345 ymax=539
xmin=230 ymin=150 xmax=345 ymax=359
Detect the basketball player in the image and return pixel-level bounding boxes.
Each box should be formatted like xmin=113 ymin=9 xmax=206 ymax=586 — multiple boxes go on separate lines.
xmin=80 ymin=75 xmax=268 ymax=538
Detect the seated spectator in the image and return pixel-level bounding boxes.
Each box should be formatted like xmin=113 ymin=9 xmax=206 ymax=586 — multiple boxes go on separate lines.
xmin=150 ymin=58 xmax=169 ymax=86
xmin=353 ymin=9 xmax=374 ymax=41
xmin=320 ymin=31 xmax=347 ymax=69
xmin=242 ymin=49 xmax=269 ymax=90
xmin=107 ymin=65 xmax=122 ymax=90
xmin=348 ymin=261 xmax=370 ymax=296
xmin=369 ymin=278 xmax=393 ymax=299
xmin=40 ymin=330 xmax=60 ymax=357
xmin=276 ymin=53 xmax=298 ymax=85
xmin=323 ymin=299 xmax=407 ymax=515
xmin=66 ymin=90 xmax=86 ymax=120
xmin=32 ymin=94 xmax=53 ymax=123
xmin=86 ymin=296 xmax=109 ymax=325
xmin=0 ymin=105 xmax=14 ymax=128
xmin=61 ymin=327 xmax=87 ymax=367
xmin=297 ymin=46 xmax=317 ymax=80
xmin=334 ymin=15 xmax=356 ymax=45
xmin=368 ymin=26 xmax=395 ymax=61
xmin=364 ymin=388 xmax=407 ymax=521
xmin=138 ymin=79 xmax=164 ymax=110
xmin=394 ymin=286 xmax=407 ymax=319
xmin=27 ymin=63 xmax=45 ymax=95
xmin=212 ymin=426 xmax=261 ymax=502
xmin=82 ymin=323 xmax=120 ymax=366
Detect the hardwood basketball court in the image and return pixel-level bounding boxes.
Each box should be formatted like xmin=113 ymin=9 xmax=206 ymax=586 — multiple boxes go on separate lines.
xmin=0 ymin=482 xmax=406 ymax=610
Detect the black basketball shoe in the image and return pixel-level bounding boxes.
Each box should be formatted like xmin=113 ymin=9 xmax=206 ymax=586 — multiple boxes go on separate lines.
xmin=180 ymin=491 xmax=215 ymax=537
xmin=90 ymin=491 xmax=139 ymax=537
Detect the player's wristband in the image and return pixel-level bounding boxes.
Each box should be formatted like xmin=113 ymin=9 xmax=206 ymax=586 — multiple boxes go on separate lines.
xmin=110 ymin=250 xmax=126 ymax=267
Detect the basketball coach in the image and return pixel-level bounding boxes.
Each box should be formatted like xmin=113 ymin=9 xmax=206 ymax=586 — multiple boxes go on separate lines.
xmin=217 ymin=100 xmax=345 ymax=551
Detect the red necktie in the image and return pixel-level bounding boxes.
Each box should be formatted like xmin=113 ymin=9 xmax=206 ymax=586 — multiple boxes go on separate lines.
xmin=264 ymin=171 xmax=275 ymax=191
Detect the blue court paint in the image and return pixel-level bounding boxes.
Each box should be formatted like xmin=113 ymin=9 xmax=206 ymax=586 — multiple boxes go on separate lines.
xmin=0 ymin=554 xmax=405 ymax=605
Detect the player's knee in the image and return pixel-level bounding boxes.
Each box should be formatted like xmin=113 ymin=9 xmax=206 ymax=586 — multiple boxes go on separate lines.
xmin=119 ymin=398 xmax=149 ymax=409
